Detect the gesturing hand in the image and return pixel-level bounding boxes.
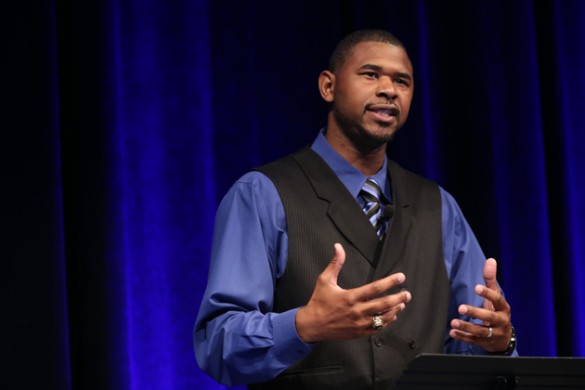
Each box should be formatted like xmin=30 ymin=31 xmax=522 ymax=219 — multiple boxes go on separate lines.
xmin=449 ymin=258 xmax=513 ymax=353
xmin=295 ymin=243 xmax=411 ymax=343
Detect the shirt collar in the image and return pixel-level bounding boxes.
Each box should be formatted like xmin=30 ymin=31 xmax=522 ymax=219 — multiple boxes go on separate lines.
xmin=310 ymin=129 xmax=391 ymax=202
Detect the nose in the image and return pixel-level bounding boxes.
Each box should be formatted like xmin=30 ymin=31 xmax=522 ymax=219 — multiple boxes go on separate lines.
xmin=376 ymin=77 xmax=397 ymax=101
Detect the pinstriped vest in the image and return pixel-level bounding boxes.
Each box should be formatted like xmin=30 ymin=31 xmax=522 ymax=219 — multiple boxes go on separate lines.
xmin=250 ymin=148 xmax=449 ymax=390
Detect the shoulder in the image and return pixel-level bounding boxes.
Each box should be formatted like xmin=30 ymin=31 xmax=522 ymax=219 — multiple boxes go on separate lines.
xmin=223 ymin=171 xmax=279 ymax=202
xmin=438 ymin=186 xmax=466 ymax=221
xmin=215 ymin=170 xmax=286 ymax=238
xmin=388 ymin=160 xmax=441 ymax=211
xmin=387 ymin=160 xmax=439 ymax=198
xmin=388 ymin=159 xmax=438 ymax=189
xmin=253 ymin=148 xmax=311 ymax=180
xmin=217 ymin=171 xmax=281 ymax=218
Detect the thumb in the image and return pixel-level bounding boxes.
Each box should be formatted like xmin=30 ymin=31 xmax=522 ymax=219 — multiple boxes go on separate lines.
xmin=325 ymin=243 xmax=346 ymax=286
xmin=483 ymin=258 xmax=498 ymax=290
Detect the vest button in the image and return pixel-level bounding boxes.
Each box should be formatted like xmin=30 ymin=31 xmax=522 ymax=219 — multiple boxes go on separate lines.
xmin=409 ymin=340 xmax=416 ymax=349
xmin=375 ymin=338 xmax=384 ymax=347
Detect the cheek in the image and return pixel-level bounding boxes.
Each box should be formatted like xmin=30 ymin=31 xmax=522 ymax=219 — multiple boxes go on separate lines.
xmin=334 ymin=85 xmax=370 ymax=117
xmin=400 ymin=94 xmax=413 ymax=112
xmin=336 ymin=92 xmax=360 ymax=114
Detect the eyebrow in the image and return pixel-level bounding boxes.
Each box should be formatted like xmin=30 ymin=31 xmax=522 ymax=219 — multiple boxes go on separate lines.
xmin=359 ymin=64 xmax=413 ymax=80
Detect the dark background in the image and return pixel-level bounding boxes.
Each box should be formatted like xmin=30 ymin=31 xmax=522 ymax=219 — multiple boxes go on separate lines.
xmin=3 ymin=0 xmax=584 ymax=388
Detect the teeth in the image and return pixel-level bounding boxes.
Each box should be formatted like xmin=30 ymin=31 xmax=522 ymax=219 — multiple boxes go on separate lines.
xmin=375 ymin=109 xmax=395 ymax=116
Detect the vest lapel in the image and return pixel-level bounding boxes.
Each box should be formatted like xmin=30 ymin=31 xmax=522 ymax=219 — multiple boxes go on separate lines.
xmin=372 ymin=160 xmax=414 ymax=280
xmin=293 ymin=148 xmax=380 ymax=266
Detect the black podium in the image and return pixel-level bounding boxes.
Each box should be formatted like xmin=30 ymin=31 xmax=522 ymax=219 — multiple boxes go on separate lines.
xmin=395 ymin=353 xmax=585 ymax=389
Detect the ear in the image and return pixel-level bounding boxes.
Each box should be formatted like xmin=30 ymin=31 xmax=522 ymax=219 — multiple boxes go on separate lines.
xmin=318 ymin=70 xmax=335 ymax=103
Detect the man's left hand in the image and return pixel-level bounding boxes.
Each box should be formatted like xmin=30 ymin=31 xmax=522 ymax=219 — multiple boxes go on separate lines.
xmin=449 ymin=258 xmax=513 ymax=353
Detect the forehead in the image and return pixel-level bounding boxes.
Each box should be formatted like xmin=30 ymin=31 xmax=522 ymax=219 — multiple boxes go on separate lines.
xmin=342 ymin=41 xmax=413 ymax=74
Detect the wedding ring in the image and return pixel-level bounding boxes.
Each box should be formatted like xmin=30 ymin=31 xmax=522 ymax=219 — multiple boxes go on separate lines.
xmin=486 ymin=326 xmax=494 ymax=338
xmin=372 ymin=315 xmax=383 ymax=330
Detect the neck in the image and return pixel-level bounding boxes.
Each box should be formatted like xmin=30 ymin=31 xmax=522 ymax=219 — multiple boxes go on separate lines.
xmin=324 ymin=127 xmax=387 ymax=176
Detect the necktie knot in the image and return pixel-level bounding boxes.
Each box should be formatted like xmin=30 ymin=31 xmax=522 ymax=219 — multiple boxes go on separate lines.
xmin=359 ymin=179 xmax=386 ymax=238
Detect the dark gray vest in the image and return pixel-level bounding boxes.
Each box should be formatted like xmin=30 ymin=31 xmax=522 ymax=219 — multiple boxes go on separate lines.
xmin=250 ymin=148 xmax=450 ymax=390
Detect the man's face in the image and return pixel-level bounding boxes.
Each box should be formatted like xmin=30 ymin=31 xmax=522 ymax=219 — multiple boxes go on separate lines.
xmin=325 ymin=41 xmax=414 ymax=148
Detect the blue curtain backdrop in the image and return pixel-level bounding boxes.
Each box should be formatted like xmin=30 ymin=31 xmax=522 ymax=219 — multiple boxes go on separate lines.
xmin=3 ymin=0 xmax=584 ymax=388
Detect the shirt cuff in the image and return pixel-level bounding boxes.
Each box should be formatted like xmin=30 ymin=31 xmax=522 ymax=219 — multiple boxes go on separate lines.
xmin=272 ymin=308 xmax=313 ymax=364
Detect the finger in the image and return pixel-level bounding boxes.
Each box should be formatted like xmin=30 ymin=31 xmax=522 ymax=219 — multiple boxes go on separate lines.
xmin=475 ymin=284 xmax=510 ymax=313
xmin=323 ymin=243 xmax=346 ymax=286
xmin=367 ymin=300 xmax=408 ymax=333
xmin=449 ymin=319 xmax=509 ymax=352
xmin=449 ymin=328 xmax=494 ymax=347
xmin=458 ymin=303 xmax=503 ymax=326
xmin=379 ymin=303 xmax=406 ymax=326
xmin=450 ymin=319 xmax=493 ymax=338
xmin=366 ymin=290 xmax=411 ymax=315
xmin=483 ymin=258 xmax=498 ymax=290
xmin=352 ymin=272 xmax=407 ymax=301
xmin=481 ymin=259 xmax=499 ymax=312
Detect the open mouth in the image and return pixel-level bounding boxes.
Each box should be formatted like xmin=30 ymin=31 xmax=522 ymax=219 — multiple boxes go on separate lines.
xmin=368 ymin=105 xmax=399 ymax=122
xmin=373 ymin=107 xmax=398 ymax=117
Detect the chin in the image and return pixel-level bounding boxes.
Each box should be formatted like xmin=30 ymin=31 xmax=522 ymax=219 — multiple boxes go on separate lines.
xmin=367 ymin=127 xmax=399 ymax=143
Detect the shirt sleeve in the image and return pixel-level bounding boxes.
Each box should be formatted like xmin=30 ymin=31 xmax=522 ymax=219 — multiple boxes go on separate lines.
xmin=441 ymin=187 xmax=517 ymax=356
xmin=193 ymin=172 xmax=312 ymax=386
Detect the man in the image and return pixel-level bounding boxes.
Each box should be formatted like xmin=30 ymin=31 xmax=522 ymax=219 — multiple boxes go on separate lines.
xmin=194 ymin=29 xmax=517 ymax=389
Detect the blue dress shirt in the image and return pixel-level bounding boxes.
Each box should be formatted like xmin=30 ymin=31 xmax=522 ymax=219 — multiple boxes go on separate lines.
xmin=194 ymin=130 xmax=513 ymax=386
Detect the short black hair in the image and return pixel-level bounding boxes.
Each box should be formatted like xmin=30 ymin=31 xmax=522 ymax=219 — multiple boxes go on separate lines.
xmin=328 ymin=29 xmax=406 ymax=72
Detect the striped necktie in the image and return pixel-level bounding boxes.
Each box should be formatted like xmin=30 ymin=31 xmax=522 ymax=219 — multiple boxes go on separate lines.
xmin=359 ymin=178 xmax=386 ymax=239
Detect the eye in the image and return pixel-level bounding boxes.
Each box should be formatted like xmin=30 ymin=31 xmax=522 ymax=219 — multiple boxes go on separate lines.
xmin=361 ymin=71 xmax=379 ymax=79
xmin=394 ymin=78 xmax=410 ymax=87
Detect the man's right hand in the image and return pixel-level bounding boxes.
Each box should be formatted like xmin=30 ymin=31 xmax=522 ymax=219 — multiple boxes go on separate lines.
xmin=295 ymin=243 xmax=411 ymax=343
